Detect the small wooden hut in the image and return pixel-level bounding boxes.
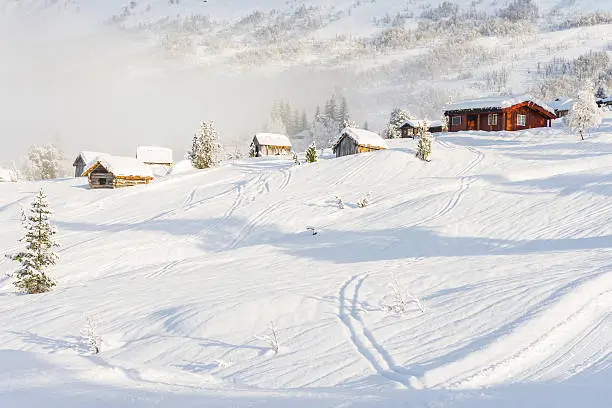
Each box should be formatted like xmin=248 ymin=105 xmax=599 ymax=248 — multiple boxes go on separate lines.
xmin=400 ymin=119 xmax=444 ymax=138
xmin=444 ymin=95 xmax=556 ymax=132
xmin=136 ymin=146 xmax=174 ymax=166
xmin=546 ymin=97 xmax=574 ymax=118
xmin=73 ymin=151 xmax=107 ymax=177
xmin=252 ymin=133 xmax=292 ymax=156
xmin=82 ymin=156 xmax=154 ymax=189
xmin=332 ymin=127 xmax=387 ymax=158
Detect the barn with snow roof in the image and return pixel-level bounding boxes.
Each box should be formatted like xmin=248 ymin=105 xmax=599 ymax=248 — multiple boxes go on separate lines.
xmin=73 ymin=151 xmax=108 ymax=177
xmin=400 ymin=119 xmax=444 ymax=138
xmin=251 ymin=133 xmax=292 ymax=157
xmin=444 ymin=95 xmax=556 ymax=132
xmin=332 ymin=127 xmax=387 ymax=158
xmin=82 ymin=156 xmax=154 ymax=189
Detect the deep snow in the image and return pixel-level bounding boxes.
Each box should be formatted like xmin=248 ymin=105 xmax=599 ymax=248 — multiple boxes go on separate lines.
xmin=1 ymin=115 xmax=611 ymax=406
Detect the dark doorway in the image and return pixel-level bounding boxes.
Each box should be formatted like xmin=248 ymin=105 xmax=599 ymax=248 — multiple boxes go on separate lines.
xmin=467 ymin=115 xmax=478 ymax=130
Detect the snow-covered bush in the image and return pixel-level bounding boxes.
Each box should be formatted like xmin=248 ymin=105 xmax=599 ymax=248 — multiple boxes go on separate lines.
xmin=305 ymin=142 xmax=318 ymax=163
xmin=292 ymin=152 xmax=301 ymax=165
xmin=416 ymin=121 xmax=432 ymax=161
xmin=357 ymin=193 xmax=370 ymax=208
xmin=249 ymin=143 xmax=256 ymax=158
xmin=23 ymin=144 xmax=63 ymax=181
xmin=385 ymin=108 xmax=412 ymax=139
xmin=9 ymin=190 xmax=58 ymax=294
xmin=335 ymin=195 xmax=345 ymax=209
xmin=565 ymin=87 xmax=602 ymax=141
xmin=553 ymin=11 xmax=612 ymax=30
xmin=81 ymin=315 xmax=102 ymax=354
xmin=497 ymin=0 xmax=538 ymax=22
xmin=381 ymin=274 xmax=424 ymax=315
xmin=257 ymin=321 xmax=280 ymax=354
xmin=421 ymin=2 xmax=460 ymax=20
xmin=189 ymin=121 xmax=222 ymax=169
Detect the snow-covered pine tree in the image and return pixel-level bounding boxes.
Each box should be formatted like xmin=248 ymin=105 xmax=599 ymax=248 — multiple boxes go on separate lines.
xmin=189 ymin=121 xmax=222 ymax=168
xmin=386 ymin=108 xmax=412 ymax=139
xmin=305 ymin=141 xmax=318 ymax=163
xmin=565 ymin=86 xmax=602 ymax=140
xmin=249 ymin=143 xmax=256 ymax=158
xmin=300 ymin=110 xmax=309 ymax=132
xmin=339 ymin=117 xmax=357 ymax=133
xmin=10 ymin=189 xmax=59 ymax=294
xmin=441 ymin=114 xmax=449 ymax=132
xmin=416 ymin=120 xmax=432 ymax=161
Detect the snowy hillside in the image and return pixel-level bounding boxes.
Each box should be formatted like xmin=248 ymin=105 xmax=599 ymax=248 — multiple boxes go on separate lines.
xmin=1 ymin=115 xmax=611 ymax=407
xmin=1 ymin=0 xmax=611 ymax=164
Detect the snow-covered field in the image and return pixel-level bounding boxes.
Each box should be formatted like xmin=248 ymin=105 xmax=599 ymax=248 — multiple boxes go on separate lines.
xmin=1 ymin=116 xmax=611 ymax=407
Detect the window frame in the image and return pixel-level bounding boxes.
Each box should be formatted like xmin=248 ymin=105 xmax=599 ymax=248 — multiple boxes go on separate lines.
xmin=517 ymin=114 xmax=527 ymax=127
xmin=451 ymin=116 xmax=461 ymax=126
xmin=488 ymin=114 xmax=498 ymax=126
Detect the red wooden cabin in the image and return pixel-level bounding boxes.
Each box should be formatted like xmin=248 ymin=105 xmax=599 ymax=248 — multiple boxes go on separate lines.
xmin=445 ymin=95 xmax=556 ymax=132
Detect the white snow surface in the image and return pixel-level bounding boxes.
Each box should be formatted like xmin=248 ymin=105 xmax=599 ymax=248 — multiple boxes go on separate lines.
xmin=254 ymin=133 xmax=292 ymax=147
xmin=136 ymin=146 xmax=173 ymax=165
xmin=1 ymin=115 xmax=612 ymax=406
xmin=338 ymin=127 xmax=388 ymax=148
xmin=84 ymin=155 xmax=154 ymax=178
xmin=446 ymin=95 xmax=557 ymax=116
xmin=0 ymin=167 xmax=16 ymax=182
xmin=547 ymin=98 xmax=575 ymax=112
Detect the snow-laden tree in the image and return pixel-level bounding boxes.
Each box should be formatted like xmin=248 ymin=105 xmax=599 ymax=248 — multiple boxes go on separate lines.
xmin=339 ymin=117 xmax=357 ymax=133
xmin=249 ymin=143 xmax=256 ymax=158
xmin=24 ymin=144 xmax=63 ymax=180
xmin=565 ymin=87 xmax=602 ymax=140
xmin=305 ymin=141 xmax=318 ymax=163
xmin=440 ymin=114 xmax=449 ymax=132
xmin=9 ymin=189 xmax=59 ymax=294
xmin=265 ymin=112 xmax=288 ymax=135
xmin=311 ymin=114 xmax=338 ymax=148
xmin=385 ymin=108 xmax=412 ymax=139
xmin=416 ymin=120 xmax=432 ymax=161
xmin=189 ymin=121 xmax=222 ymax=168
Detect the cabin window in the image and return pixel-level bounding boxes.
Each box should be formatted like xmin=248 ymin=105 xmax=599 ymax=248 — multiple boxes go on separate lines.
xmin=99 ymin=178 xmax=107 ymax=185
xmin=488 ymin=114 xmax=498 ymax=126
xmin=451 ymin=116 xmax=461 ymax=125
xmin=517 ymin=114 xmax=527 ymax=126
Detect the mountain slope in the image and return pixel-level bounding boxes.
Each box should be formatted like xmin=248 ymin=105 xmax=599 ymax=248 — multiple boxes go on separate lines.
xmin=1 ymin=116 xmax=611 ymax=406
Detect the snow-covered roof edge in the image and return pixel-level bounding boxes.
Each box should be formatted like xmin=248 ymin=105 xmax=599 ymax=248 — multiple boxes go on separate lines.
xmin=334 ymin=127 xmax=387 ymax=149
xmin=445 ymin=94 xmax=556 ymax=116
xmin=82 ymin=155 xmax=154 ymax=178
xmin=136 ymin=146 xmax=173 ymax=165
xmin=254 ymin=133 xmax=292 ymax=147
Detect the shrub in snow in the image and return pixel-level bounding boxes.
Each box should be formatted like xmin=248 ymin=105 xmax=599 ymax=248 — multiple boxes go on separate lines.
xmin=565 ymin=87 xmax=602 ymax=141
xmin=189 ymin=121 xmax=222 ymax=169
xmin=335 ymin=195 xmax=345 ymax=209
xmin=249 ymin=143 xmax=256 ymax=158
xmin=24 ymin=144 xmax=64 ymax=180
xmin=257 ymin=321 xmax=280 ymax=354
xmin=81 ymin=315 xmax=102 ymax=354
xmin=497 ymin=0 xmax=538 ymax=22
xmin=357 ymin=193 xmax=370 ymax=208
xmin=382 ymin=274 xmax=424 ymax=315
xmin=305 ymin=142 xmax=318 ymax=163
xmin=416 ymin=121 xmax=432 ymax=162
xmin=292 ymin=152 xmax=301 ymax=165
xmin=9 ymin=190 xmax=58 ymax=294
xmin=385 ymin=108 xmax=412 ymax=139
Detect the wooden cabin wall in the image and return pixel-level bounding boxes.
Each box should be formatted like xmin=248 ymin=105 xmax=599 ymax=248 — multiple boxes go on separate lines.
xmin=447 ymin=107 xmax=551 ymax=132
xmin=505 ymin=106 xmax=549 ymax=131
xmin=334 ymin=135 xmax=359 ymax=157
xmin=88 ymin=173 xmax=115 ymax=188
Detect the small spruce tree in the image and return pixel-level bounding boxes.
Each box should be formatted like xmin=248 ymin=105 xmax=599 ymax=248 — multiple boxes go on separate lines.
xmin=248 ymin=143 xmax=256 ymax=157
xmin=565 ymin=87 xmax=602 ymax=141
xmin=305 ymin=142 xmax=318 ymax=163
xmin=10 ymin=189 xmax=59 ymax=294
xmin=416 ymin=120 xmax=432 ymax=161
xmin=189 ymin=121 xmax=222 ymax=168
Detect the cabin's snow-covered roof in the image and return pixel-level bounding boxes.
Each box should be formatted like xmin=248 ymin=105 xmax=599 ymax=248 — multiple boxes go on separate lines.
xmin=547 ymin=97 xmax=574 ymax=111
xmin=254 ymin=133 xmax=292 ymax=147
xmin=83 ymin=156 xmax=154 ymax=178
xmin=136 ymin=146 xmax=173 ymax=165
xmin=77 ymin=151 xmax=107 ymax=165
xmin=446 ymin=94 xmax=556 ymax=116
xmin=337 ymin=127 xmax=387 ymax=149
xmin=401 ymin=119 xmax=443 ymax=128
xmin=0 ymin=168 xmax=16 ymax=182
